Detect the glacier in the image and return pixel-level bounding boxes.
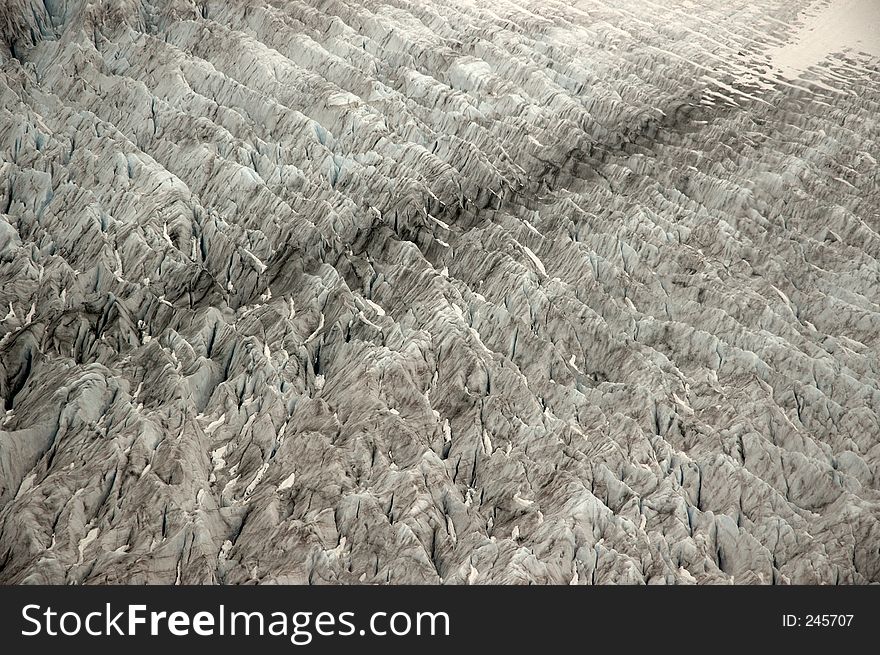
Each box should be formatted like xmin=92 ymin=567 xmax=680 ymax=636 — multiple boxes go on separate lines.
xmin=0 ymin=0 xmax=878 ymax=584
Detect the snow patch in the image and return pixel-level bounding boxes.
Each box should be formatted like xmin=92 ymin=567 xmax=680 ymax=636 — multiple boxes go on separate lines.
xmin=278 ymin=471 xmax=296 ymax=491
xmin=767 ymin=0 xmax=880 ymax=79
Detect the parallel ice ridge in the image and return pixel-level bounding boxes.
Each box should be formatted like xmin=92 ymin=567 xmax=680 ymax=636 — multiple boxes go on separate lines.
xmin=0 ymin=0 xmax=878 ymax=584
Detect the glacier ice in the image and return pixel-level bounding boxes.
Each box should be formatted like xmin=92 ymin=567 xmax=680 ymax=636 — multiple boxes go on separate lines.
xmin=0 ymin=0 xmax=878 ymax=584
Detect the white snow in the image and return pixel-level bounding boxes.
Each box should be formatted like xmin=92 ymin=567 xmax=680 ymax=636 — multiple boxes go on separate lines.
xmin=358 ymin=311 xmax=381 ymax=329
xmin=204 ymin=413 xmax=226 ymax=434
xmin=327 ymin=91 xmax=360 ymax=107
xmin=114 ymin=250 xmax=124 ymax=280
xmin=523 ymin=221 xmax=541 ymax=237
xmin=244 ymin=462 xmax=270 ymax=497
xmin=304 ymin=313 xmax=324 ymax=342
xmin=446 ymin=515 xmax=457 ymax=543
xmin=767 ymin=0 xmax=880 ymax=79
xmin=218 ymin=539 xmax=233 ymax=562
xmin=77 ymin=527 xmax=100 ymax=564
xmin=679 ymin=566 xmax=698 ymax=584
xmin=513 ymin=492 xmax=534 ymax=507
xmin=363 ymin=298 xmax=386 ymax=316
xmin=243 ymin=248 xmax=267 ymax=273
xmin=211 ymin=444 xmax=228 ymax=470
xmin=278 ymin=471 xmax=296 ymax=491
xmin=672 ymin=391 xmax=694 ymax=416
xmin=442 ymin=418 xmax=452 ymax=443
xmin=428 ymin=214 xmax=450 ymax=230
xmin=519 ymin=243 xmax=546 ymax=275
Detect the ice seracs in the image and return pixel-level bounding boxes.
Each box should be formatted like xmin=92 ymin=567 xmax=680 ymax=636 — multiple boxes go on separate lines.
xmin=0 ymin=0 xmax=878 ymax=585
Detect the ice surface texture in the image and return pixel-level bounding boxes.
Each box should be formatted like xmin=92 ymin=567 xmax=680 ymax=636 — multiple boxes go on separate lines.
xmin=0 ymin=0 xmax=878 ymax=584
